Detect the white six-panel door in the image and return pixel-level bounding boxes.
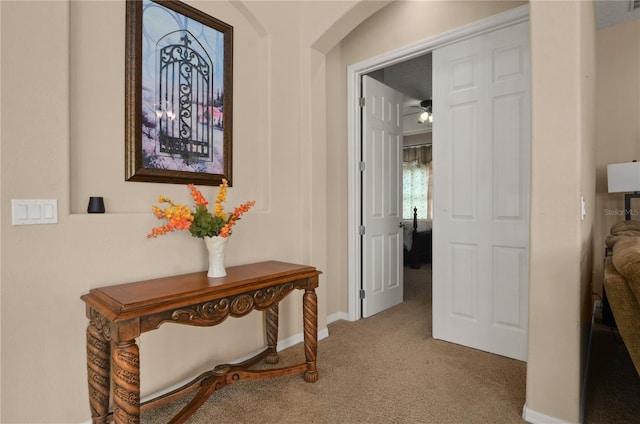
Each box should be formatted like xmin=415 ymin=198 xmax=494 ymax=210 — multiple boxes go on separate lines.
xmin=361 ymin=75 xmax=404 ymax=318
xmin=432 ymin=22 xmax=530 ymax=361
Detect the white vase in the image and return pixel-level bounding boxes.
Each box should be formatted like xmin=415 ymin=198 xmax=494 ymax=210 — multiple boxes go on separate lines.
xmin=204 ymin=236 xmax=228 ymax=278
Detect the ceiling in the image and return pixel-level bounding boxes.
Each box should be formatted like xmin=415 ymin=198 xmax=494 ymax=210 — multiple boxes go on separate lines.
xmin=366 ymin=54 xmax=432 ymax=120
xmin=367 ymin=0 xmax=639 ymax=119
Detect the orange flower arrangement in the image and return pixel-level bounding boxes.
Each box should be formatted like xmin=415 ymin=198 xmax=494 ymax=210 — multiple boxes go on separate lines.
xmin=148 ymin=179 xmax=255 ymax=239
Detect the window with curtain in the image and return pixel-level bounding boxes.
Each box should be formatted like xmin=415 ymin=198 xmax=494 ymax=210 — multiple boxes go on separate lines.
xmin=403 ymin=145 xmax=433 ymax=220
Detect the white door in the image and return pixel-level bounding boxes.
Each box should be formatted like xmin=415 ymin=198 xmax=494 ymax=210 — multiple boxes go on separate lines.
xmin=432 ymin=22 xmax=530 ymax=361
xmin=361 ymin=75 xmax=404 ymax=318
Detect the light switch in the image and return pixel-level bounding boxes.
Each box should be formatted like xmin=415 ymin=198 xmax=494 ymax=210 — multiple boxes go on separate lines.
xmin=29 ymin=204 xmax=42 ymax=219
xmin=43 ymin=204 xmax=55 ymax=219
xmin=14 ymin=203 xmax=28 ymax=221
xmin=12 ymin=199 xmax=58 ymax=225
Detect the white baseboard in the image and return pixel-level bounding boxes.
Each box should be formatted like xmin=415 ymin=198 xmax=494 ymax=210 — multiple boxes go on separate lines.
xmin=522 ymin=404 xmax=579 ymax=424
xmin=265 ymin=325 xmax=329 ymax=352
xmin=327 ymin=311 xmax=349 ymax=324
xmin=80 ymin=327 xmax=330 ymax=424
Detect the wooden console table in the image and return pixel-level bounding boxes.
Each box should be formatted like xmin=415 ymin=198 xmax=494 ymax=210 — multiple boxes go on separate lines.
xmin=81 ymin=261 xmax=321 ymax=424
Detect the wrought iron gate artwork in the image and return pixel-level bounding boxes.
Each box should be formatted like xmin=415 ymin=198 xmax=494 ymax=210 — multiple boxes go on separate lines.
xmin=125 ymin=0 xmax=233 ymax=185
xmin=157 ymin=31 xmax=214 ymax=161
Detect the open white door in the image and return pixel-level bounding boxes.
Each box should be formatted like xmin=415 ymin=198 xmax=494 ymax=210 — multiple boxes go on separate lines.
xmin=432 ymin=22 xmax=530 ymax=361
xmin=361 ymin=75 xmax=404 ymax=318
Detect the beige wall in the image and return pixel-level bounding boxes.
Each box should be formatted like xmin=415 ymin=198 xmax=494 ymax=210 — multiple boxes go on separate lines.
xmin=593 ymin=19 xmax=640 ymax=294
xmin=527 ymin=1 xmax=596 ymax=422
xmin=0 ymin=1 xmax=383 ymax=422
xmin=0 ymin=1 xmax=4 ymax=418
xmin=579 ymin=2 xmax=597 ymax=419
xmin=0 ymin=0 xmax=605 ymax=423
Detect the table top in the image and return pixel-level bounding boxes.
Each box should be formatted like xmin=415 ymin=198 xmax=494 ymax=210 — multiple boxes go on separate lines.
xmin=81 ymin=261 xmax=320 ymax=320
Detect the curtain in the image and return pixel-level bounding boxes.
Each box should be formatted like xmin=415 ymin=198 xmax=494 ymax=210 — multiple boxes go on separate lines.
xmin=403 ymin=145 xmax=433 ymax=220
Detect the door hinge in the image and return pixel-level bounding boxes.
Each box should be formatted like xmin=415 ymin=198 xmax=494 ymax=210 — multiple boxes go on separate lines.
xmin=359 ymin=161 xmax=366 ymax=172
xmin=359 ymin=97 xmax=365 ymax=107
xmin=360 ymin=289 xmax=366 ymax=299
xmin=359 ymin=225 xmax=366 ymax=235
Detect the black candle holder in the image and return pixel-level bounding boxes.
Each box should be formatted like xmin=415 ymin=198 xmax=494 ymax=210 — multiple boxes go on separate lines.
xmin=87 ymin=197 xmax=105 ymax=213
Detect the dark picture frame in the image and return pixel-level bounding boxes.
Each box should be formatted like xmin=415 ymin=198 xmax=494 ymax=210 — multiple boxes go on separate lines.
xmin=125 ymin=0 xmax=233 ymax=186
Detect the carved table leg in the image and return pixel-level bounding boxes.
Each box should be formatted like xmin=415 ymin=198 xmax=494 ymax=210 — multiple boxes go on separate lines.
xmin=302 ymin=288 xmax=318 ymax=383
xmin=265 ymin=304 xmax=280 ymax=364
xmin=112 ymin=340 xmax=140 ymax=424
xmin=86 ymin=320 xmax=111 ymax=424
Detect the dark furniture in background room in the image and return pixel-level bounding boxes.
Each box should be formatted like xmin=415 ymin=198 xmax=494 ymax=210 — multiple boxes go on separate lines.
xmin=404 ymin=207 xmax=432 ymax=269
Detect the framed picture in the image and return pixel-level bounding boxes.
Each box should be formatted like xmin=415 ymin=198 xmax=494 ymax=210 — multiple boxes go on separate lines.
xmin=125 ymin=0 xmax=233 ymax=186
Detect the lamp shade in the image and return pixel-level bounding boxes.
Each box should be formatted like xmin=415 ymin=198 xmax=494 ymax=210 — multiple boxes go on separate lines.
xmin=607 ymin=162 xmax=640 ymax=193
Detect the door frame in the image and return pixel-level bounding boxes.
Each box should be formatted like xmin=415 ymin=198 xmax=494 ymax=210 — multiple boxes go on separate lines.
xmin=346 ymin=4 xmax=529 ymax=321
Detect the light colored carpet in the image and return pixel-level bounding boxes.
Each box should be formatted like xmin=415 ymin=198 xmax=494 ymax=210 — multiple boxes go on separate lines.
xmin=140 ymin=265 xmax=639 ymax=423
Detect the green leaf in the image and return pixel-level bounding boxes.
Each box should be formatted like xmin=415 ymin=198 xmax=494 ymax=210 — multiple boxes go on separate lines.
xmin=189 ymin=205 xmax=226 ymax=238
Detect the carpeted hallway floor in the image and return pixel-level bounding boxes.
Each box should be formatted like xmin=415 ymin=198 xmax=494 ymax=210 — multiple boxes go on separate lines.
xmin=141 ymin=264 xmax=639 ymax=423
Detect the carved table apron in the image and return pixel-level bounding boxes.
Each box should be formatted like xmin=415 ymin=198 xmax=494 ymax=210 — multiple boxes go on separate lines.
xmin=81 ymin=261 xmax=321 ymax=424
